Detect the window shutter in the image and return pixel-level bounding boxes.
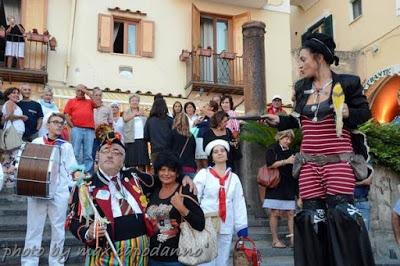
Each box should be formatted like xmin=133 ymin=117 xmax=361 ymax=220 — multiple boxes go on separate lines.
xmin=323 ymin=15 xmax=333 ymax=38
xmin=140 ymin=20 xmax=155 ymax=58
xmin=98 ymin=14 xmax=113 ymax=52
xmin=192 ymin=4 xmax=201 ymax=50
xmin=232 ymin=12 xmax=251 ymax=56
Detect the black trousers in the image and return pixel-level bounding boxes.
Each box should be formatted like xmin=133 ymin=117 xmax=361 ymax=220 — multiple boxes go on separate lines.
xmin=294 ymin=195 xmax=375 ymax=266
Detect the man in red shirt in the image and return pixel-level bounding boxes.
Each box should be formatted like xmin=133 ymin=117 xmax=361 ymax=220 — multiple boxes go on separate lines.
xmin=64 ymin=84 xmax=96 ymax=172
xmin=266 ymin=95 xmax=287 ymax=115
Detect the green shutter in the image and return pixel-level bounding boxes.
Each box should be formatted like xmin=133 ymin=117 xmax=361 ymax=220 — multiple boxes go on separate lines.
xmin=323 ymin=15 xmax=333 ymax=37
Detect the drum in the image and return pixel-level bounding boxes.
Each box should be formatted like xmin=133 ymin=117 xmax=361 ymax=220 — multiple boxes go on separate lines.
xmin=14 ymin=143 xmax=60 ymax=199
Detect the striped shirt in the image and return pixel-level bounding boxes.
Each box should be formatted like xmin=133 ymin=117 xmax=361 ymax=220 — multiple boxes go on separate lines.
xmin=299 ymin=115 xmax=356 ymax=199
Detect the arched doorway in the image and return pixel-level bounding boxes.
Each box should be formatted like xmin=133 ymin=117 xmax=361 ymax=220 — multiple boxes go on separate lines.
xmin=364 ymin=65 xmax=400 ymax=123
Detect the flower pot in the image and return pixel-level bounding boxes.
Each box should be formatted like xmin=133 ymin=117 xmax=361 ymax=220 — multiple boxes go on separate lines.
xmin=49 ymin=37 xmax=57 ymax=51
xmin=179 ymin=49 xmax=191 ymax=61
xmin=220 ymin=51 xmax=236 ymax=60
xmin=196 ymin=48 xmax=213 ymax=57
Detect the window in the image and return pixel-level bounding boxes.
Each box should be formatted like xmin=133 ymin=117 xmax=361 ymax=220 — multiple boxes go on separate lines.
xmin=98 ymin=14 xmax=154 ymax=58
xmin=113 ymin=20 xmax=138 ymax=55
xmin=396 ymin=0 xmax=400 ymax=16
xmin=301 ymin=15 xmax=333 ymax=44
xmin=351 ymin=0 xmax=362 ymax=20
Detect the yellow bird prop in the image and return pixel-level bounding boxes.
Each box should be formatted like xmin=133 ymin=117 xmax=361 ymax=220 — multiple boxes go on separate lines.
xmin=332 ymin=83 xmax=345 ymax=138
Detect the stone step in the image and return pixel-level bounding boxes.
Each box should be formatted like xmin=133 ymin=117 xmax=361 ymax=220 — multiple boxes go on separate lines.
xmin=0 ymin=233 xmax=82 ymax=248
xmin=0 ymin=248 xmax=86 ymax=266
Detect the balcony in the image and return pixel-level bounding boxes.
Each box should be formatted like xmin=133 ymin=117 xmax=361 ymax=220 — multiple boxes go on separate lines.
xmin=290 ymin=0 xmax=320 ymax=10
xmin=202 ymin=0 xmax=269 ymax=9
xmin=181 ymin=49 xmax=244 ymax=96
xmin=0 ymin=33 xmax=51 ymax=84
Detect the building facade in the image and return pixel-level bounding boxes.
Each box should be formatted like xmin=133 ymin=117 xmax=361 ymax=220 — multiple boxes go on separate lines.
xmin=290 ymin=0 xmax=400 ymax=123
xmin=1 ymin=0 xmax=294 ymax=112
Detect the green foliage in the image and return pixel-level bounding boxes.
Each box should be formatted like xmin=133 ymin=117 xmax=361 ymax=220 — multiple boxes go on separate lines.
xmin=241 ymin=121 xmax=302 ymax=151
xmin=359 ymin=120 xmax=400 ymax=173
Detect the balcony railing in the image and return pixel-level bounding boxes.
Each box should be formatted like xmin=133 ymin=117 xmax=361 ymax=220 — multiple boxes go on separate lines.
xmin=182 ymin=49 xmax=244 ymax=95
xmin=0 ymin=33 xmax=50 ymax=83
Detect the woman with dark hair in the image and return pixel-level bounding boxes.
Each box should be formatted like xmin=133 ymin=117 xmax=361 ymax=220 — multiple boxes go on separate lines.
xmin=203 ymin=111 xmax=237 ymax=171
xmin=147 ymin=151 xmax=205 ymax=266
xmin=172 ymin=101 xmax=183 ymax=118
xmin=144 ymin=98 xmax=173 ymax=163
xmin=171 ymin=113 xmax=196 ymax=178
xmin=220 ymin=95 xmax=240 ymax=135
xmin=194 ymin=100 xmax=219 ymax=170
xmin=2 ymin=87 xmax=26 ymax=140
xmin=194 ymin=139 xmax=248 ymax=266
xmin=264 ymin=33 xmax=374 ymax=265
xmin=183 ymin=101 xmax=198 ymax=128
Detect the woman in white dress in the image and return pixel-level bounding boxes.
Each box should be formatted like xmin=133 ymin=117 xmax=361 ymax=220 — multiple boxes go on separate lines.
xmin=2 ymin=87 xmax=25 ymax=187
xmin=2 ymin=87 xmax=25 ymax=142
xmin=194 ymin=139 xmax=248 ymax=266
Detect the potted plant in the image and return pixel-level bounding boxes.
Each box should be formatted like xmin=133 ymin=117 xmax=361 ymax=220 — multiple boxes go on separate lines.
xmin=179 ymin=49 xmax=191 ymax=61
xmin=49 ymin=37 xmax=57 ymax=51
xmin=220 ymin=50 xmax=236 ymax=60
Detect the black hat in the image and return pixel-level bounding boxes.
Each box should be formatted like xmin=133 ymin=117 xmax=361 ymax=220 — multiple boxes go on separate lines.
xmin=303 ymin=33 xmax=339 ymax=66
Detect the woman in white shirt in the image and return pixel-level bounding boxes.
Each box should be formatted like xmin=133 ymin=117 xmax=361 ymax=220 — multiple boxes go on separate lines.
xmin=123 ymin=94 xmax=149 ymax=171
xmin=2 ymin=87 xmax=25 ymax=140
xmin=183 ymin=101 xmax=198 ymax=129
xmin=194 ymin=139 xmax=248 ymax=266
xmin=110 ymin=102 xmax=124 ymax=141
xmin=38 ymin=86 xmax=59 ymax=137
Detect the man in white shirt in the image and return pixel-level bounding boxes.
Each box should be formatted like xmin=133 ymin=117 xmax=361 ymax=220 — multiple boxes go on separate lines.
xmin=21 ymin=113 xmax=77 ymax=266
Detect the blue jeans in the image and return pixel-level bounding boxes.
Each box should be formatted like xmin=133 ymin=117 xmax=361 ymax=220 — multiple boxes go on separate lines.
xmin=71 ymin=127 xmax=94 ymax=173
xmin=149 ymin=259 xmax=183 ymax=266
xmin=354 ymin=200 xmax=370 ymax=230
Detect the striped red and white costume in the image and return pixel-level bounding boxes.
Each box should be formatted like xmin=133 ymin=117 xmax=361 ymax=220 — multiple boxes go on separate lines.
xmin=299 ymin=114 xmax=355 ymax=199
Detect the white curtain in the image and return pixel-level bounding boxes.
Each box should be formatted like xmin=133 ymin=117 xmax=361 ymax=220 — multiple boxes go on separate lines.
xmin=200 ymin=17 xmax=213 ymax=82
xmin=4 ymin=0 xmax=20 ymax=24
xmin=113 ymin=22 xmax=121 ymax=44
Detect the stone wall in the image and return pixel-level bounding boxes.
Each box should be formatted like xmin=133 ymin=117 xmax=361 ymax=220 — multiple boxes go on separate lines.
xmin=369 ymin=164 xmax=400 ymax=259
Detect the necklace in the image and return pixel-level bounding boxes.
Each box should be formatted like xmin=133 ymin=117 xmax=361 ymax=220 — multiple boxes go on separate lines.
xmin=310 ymin=79 xmax=333 ymax=122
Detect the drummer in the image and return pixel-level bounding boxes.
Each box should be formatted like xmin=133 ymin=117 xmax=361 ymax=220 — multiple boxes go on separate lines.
xmin=21 ymin=113 xmax=77 ymax=266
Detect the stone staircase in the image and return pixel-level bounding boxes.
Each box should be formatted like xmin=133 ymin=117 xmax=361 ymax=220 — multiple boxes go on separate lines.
xmin=2 ymin=187 xmax=397 ymax=266
xmin=0 ymin=186 xmax=295 ymax=266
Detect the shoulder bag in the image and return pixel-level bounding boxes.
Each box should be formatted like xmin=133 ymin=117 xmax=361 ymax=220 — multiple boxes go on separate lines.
xmin=178 ymin=186 xmax=218 ymax=265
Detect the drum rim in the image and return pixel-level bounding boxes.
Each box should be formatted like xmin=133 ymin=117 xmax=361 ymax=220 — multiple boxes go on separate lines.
xmin=14 ymin=142 xmax=60 ymax=199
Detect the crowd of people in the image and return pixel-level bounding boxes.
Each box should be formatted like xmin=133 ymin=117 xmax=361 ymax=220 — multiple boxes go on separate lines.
xmin=2 ymin=31 xmax=399 ymax=266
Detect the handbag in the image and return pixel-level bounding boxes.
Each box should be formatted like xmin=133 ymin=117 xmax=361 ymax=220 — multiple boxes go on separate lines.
xmin=178 ymin=187 xmax=218 ymax=265
xmin=233 ymin=237 xmax=262 ymax=266
xmin=0 ymin=121 xmax=23 ymax=151
xmin=256 ymin=165 xmax=280 ymax=188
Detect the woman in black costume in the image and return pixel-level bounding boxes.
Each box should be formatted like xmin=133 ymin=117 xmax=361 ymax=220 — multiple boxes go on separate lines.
xmin=264 ymin=33 xmax=375 ymax=266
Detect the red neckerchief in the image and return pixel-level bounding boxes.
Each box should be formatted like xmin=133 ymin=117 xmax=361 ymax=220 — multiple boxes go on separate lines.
xmin=209 ymin=167 xmax=231 ymax=222
xmin=43 ymin=136 xmax=57 ymax=146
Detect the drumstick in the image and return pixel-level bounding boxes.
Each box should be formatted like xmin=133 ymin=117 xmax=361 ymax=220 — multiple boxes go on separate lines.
xmin=95 ymin=216 xmax=99 ymax=249
xmin=85 ymin=189 xmax=123 ymax=266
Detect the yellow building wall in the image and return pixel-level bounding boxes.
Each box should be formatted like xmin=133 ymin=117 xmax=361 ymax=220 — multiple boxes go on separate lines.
xmin=46 ymin=0 xmax=72 ymax=83
xmin=43 ymin=0 xmax=292 ymax=106
xmin=290 ymin=0 xmax=400 ymax=81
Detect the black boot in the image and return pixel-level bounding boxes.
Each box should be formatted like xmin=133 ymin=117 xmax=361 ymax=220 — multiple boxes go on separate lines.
xmin=294 ymin=199 xmax=329 ymax=266
xmin=326 ymin=194 xmax=375 ymax=266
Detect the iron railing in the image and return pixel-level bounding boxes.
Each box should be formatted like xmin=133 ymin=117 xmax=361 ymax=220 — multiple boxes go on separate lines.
xmin=187 ymin=51 xmax=244 ymax=87
xmin=1 ymin=33 xmax=49 ymax=71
